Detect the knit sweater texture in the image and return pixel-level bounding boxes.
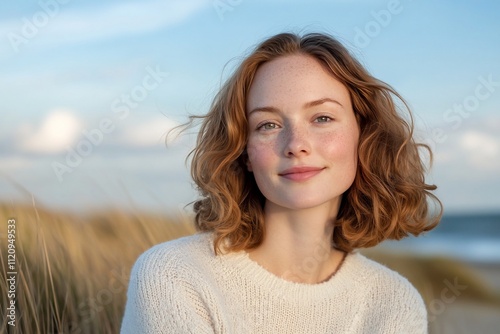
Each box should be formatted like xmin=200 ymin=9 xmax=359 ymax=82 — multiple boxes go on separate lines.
xmin=121 ymin=232 xmax=428 ymax=333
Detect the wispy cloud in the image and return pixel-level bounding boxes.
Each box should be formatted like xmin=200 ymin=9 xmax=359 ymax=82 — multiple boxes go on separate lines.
xmin=114 ymin=116 xmax=182 ymax=148
xmin=423 ymin=116 xmax=500 ymax=211
xmin=9 ymin=112 xmax=185 ymax=157
xmin=0 ymin=0 xmax=209 ymax=51
xmin=433 ymin=117 xmax=500 ymax=177
xmin=460 ymin=130 xmax=500 ymax=170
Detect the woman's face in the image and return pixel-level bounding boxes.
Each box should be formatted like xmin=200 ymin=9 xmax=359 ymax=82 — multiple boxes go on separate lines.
xmin=246 ymin=54 xmax=359 ymax=212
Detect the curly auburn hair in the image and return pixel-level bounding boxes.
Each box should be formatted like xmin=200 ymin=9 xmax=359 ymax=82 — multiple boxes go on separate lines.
xmin=189 ymin=32 xmax=442 ymax=254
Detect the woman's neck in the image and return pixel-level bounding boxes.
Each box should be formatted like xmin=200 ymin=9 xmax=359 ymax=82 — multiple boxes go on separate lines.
xmin=248 ymin=200 xmax=346 ymax=284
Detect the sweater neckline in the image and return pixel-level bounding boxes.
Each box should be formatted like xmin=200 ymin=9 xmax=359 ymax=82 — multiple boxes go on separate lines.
xmin=225 ymin=247 xmax=362 ymax=301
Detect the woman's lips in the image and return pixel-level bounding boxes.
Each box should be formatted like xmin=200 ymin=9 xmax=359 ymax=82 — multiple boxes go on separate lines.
xmin=278 ymin=166 xmax=325 ymax=181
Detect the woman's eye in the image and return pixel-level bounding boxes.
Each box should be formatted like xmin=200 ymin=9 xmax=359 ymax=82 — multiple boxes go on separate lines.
xmin=257 ymin=122 xmax=278 ymax=130
xmin=315 ymin=116 xmax=333 ymax=123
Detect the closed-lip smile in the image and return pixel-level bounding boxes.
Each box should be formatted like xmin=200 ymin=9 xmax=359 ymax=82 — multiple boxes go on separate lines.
xmin=278 ymin=166 xmax=325 ymax=181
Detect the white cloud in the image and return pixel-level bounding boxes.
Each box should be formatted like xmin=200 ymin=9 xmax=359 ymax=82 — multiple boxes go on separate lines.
xmin=115 ymin=116 xmax=183 ymax=148
xmin=458 ymin=130 xmax=500 ymax=172
xmin=460 ymin=131 xmax=499 ymax=158
xmin=430 ymin=117 xmax=500 ymax=171
xmin=0 ymin=0 xmax=208 ymax=50
xmin=18 ymin=109 xmax=84 ymax=154
xmin=427 ymin=117 xmax=500 ymax=211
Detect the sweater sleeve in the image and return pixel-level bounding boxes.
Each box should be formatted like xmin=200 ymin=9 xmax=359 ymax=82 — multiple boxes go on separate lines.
xmin=388 ymin=284 xmax=428 ymax=334
xmin=368 ymin=274 xmax=429 ymax=334
xmin=120 ymin=246 xmax=216 ymax=334
xmin=353 ymin=256 xmax=429 ymax=334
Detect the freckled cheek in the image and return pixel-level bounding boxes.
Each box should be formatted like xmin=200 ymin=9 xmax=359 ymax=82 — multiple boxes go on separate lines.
xmin=319 ymin=132 xmax=359 ymax=165
xmin=246 ymin=140 xmax=278 ymax=172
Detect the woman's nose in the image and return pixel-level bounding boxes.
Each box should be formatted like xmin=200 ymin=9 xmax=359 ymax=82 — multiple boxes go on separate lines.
xmin=283 ymin=125 xmax=311 ymax=157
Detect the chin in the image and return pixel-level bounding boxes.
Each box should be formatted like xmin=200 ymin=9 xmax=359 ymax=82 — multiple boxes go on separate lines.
xmin=274 ymin=197 xmax=338 ymax=212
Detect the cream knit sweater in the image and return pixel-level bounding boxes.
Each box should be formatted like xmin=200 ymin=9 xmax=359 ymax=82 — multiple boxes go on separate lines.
xmin=121 ymin=232 xmax=427 ymax=333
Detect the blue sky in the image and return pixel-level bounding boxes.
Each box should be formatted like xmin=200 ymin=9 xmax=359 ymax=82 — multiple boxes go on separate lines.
xmin=0 ymin=0 xmax=499 ymax=214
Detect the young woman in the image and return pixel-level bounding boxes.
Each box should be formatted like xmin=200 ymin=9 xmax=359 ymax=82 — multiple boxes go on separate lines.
xmin=121 ymin=32 xmax=441 ymax=333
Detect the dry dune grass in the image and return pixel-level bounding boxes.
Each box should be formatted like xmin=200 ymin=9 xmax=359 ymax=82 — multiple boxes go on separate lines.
xmin=362 ymin=249 xmax=500 ymax=333
xmin=0 ymin=201 xmax=195 ymax=333
xmin=362 ymin=249 xmax=500 ymax=307
xmin=1 ymin=201 xmax=499 ymax=333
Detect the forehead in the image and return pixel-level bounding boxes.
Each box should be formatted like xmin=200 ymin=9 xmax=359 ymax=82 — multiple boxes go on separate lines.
xmin=247 ymin=54 xmax=350 ymax=110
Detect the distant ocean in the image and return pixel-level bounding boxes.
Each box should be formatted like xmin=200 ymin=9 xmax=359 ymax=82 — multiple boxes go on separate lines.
xmin=377 ymin=213 xmax=500 ymax=264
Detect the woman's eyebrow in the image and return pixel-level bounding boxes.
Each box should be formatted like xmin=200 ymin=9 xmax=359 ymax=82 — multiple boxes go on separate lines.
xmin=248 ymin=97 xmax=344 ymax=116
xmin=303 ymin=97 xmax=344 ymax=109
xmin=248 ymin=106 xmax=280 ymax=115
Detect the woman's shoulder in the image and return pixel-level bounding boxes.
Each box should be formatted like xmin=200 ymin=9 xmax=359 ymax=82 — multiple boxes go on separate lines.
xmin=349 ymin=252 xmax=413 ymax=284
xmin=342 ymin=252 xmax=427 ymax=333
xmin=348 ymin=252 xmax=427 ymax=323
xmin=145 ymin=232 xmax=213 ymax=256
xmin=130 ymin=232 xmax=214 ymax=279
xmin=121 ymin=233 xmax=222 ymax=332
xmin=348 ymin=252 xmax=425 ymax=305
